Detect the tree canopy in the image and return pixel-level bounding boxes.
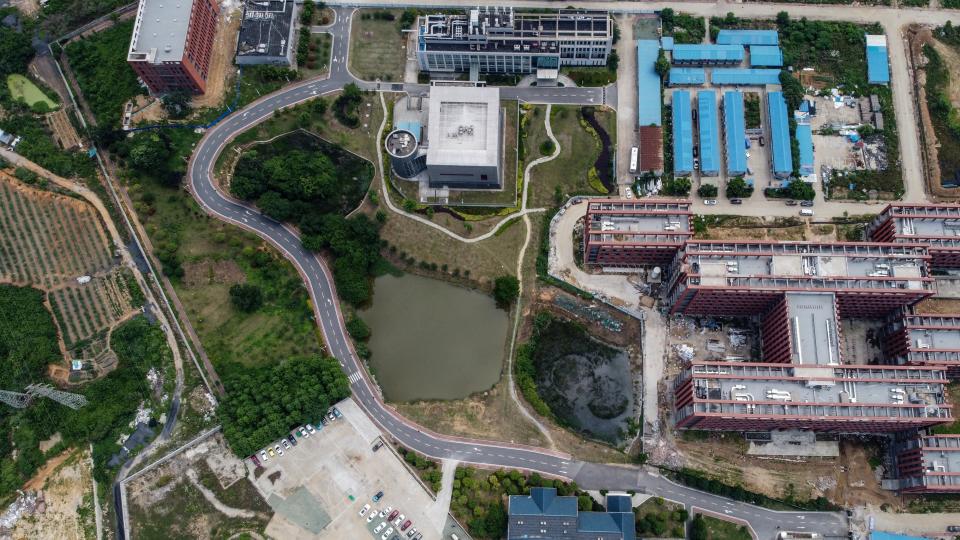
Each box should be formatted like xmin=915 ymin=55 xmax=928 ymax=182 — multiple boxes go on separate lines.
xmin=493 ymin=275 xmax=520 ymax=309
xmin=229 ymin=283 xmax=264 ymax=313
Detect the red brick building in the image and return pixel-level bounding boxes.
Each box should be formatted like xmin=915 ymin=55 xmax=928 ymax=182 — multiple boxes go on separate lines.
xmin=884 ymin=313 xmax=960 ymax=379
xmin=894 ymin=434 xmax=960 ymax=493
xmin=127 ymin=0 xmax=220 ymax=94
xmin=583 ymin=199 xmax=691 ymax=267
xmin=867 ymin=204 xmax=960 ymax=270
xmin=674 ymin=361 xmax=952 ymax=433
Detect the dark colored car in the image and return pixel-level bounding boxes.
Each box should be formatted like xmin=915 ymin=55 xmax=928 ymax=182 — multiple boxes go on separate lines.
xmin=373 ymin=491 xmax=384 ymax=502
xmin=333 ymin=407 xmax=342 ymax=419
xmin=401 ymin=520 xmax=412 ymax=531
xmin=758 ymin=136 xmax=765 ymax=146
xmin=388 ymin=510 xmax=400 ymax=522
xmin=250 ymin=454 xmax=261 ymax=467
xmin=287 ymin=434 xmax=297 ymax=446
xmin=947 ymin=526 xmax=960 ymax=533
xmin=785 ymin=200 xmax=798 ymax=206
xmin=731 ymin=198 xmax=743 ymax=205
xmin=800 ymin=200 xmax=814 ymax=207
xmin=373 ymin=441 xmax=385 ymax=452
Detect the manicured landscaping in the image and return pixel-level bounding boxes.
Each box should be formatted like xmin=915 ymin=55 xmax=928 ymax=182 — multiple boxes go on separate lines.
xmin=349 ymin=9 xmax=411 ymax=81
xmin=691 ymin=514 xmax=752 ymax=540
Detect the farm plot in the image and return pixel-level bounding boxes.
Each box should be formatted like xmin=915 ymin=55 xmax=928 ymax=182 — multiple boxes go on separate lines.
xmin=49 ymin=268 xmax=138 ymax=346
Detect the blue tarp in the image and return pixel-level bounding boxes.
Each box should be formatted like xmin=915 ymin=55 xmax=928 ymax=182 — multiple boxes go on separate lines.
xmin=723 ymin=91 xmax=748 ymax=176
xmin=669 ymin=67 xmax=706 ymax=86
xmin=871 ymin=533 xmax=932 ymax=540
xmin=768 ymin=91 xmax=793 ymax=176
xmin=637 ymin=40 xmax=663 ymax=126
xmin=672 ymin=90 xmax=694 ymax=176
xmin=749 ymin=45 xmax=783 ymax=67
xmin=661 ymin=36 xmax=675 ymax=51
xmin=672 ymin=44 xmax=744 ymax=64
xmin=796 ymin=123 xmax=814 ymax=176
xmin=698 ymin=91 xmax=720 ymax=176
xmin=710 ymin=68 xmax=782 ymax=86
xmin=866 ymin=35 xmax=890 ymax=84
xmin=716 ymin=29 xmax=779 ymax=46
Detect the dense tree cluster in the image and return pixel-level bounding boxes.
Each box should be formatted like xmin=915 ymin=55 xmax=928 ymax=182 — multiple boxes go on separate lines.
xmin=218 ymin=356 xmax=350 ymax=457
xmin=0 ymin=25 xmax=32 ymax=82
xmin=0 ymin=285 xmax=60 ymax=390
xmin=725 ymin=176 xmax=754 ymax=199
xmin=64 ymin=21 xmax=144 ymax=127
xmin=333 ymin=83 xmax=363 ymax=128
xmin=229 ymin=283 xmax=264 ymax=313
xmin=232 ymin=150 xmax=338 ymax=215
xmin=492 ymin=275 xmax=519 ymax=309
xmin=697 ymin=183 xmax=718 ymax=198
xmin=301 ymin=214 xmax=382 ymax=305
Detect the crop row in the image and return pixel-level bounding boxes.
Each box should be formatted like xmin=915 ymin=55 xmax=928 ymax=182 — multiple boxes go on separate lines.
xmin=49 ymin=268 xmax=135 ymax=345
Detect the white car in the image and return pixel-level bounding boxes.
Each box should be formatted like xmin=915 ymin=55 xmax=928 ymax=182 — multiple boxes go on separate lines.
xmin=704 ymin=199 xmax=718 ymax=206
xmin=381 ymin=528 xmax=394 ymax=540
xmin=374 ymin=522 xmax=387 ymax=534
xmin=274 ymin=444 xmax=283 ymax=457
xmin=305 ymin=424 xmax=316 ymax=435
xmin=281 ymin=439 xmax=291 ymax=451
xmin=379 ymin=506 xmax=392 ymax=518
xmin=359 ymin=504 xmax=371 ymax=517
xmin=367 ymin=513 xmax=376 ymax=523
xmin=299 ymin=427 xmax=310 ymax=438
xmin=394 ymin=514 xmax=405 ymax=527
xmin=259 ymin=450 xmax=269 ymax=463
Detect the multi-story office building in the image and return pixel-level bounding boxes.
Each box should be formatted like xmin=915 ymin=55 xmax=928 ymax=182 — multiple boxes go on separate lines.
xmin=127 ymin=0 xmax=220 ymax=94
xmin=867 ymin=204 xmax=960 ymax=270
xmin=674 ymin=361 xmax=952 ymax=433
xmin=884 ymin=313 xmax=960 ymax=379
xmin=583 ymin=199 xmax=692 ymax=267
xmin=894 ymin=434 xmax=960 ymax=493
xmin=416 ymin=7 xmax=612 ymax=75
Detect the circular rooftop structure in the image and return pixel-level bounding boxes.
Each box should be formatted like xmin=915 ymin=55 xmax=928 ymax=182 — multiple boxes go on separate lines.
xmin=385 ymin=129 xmax=419 ymax=159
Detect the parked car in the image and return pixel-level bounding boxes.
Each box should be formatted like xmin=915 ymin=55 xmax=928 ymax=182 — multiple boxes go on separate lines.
xmin=380 ymin=506 xmax=392 ymax=518
xmin=800 ymin=209 xmax=814 ymax=217
xmin=320 ymin=415 xmax=329 ymax=426
xmin=758 ymin=136 xmax=765 ymax=146
xmin=359 ymin=504 xmax=371 ymax=517
xmin=414 ymin=533 xmax=422 ymax=540
xmin=693 ymin=157 xmax=700 ymax=170
xmin=800 ymin=200 xmax=814 ymax=207
xmin=281 ymin=439 xmax=291 ymax=450
xmin=373 ymin=491 xmax=384 ymax=502
xmin=394 ymin=514 xmax=405 ymax=527
xmin=305 ymin=424 xmax=316 ymax=435
xmin=259 ymin=450 xmax=269 ymax=462
xmin=947 ymin=526 xmax=960 ymax=533
xmin=381 ymin=528 xmax=394 ymax=540
xmin=267 ymin=447 xmax=275 ymax=458
xmin=388 ymin=510 xmax=400 ymax=522
xmin=372 ymin=441 xmax=385 ymax=452
xmin=407 ymin=527 xmax=418 ymax=538
xmin=298 ymin=427 xmax=309 ymax=438
xmin=274 ymin=444 xmax=283 ymax=457
xmin=731 ymin=198 xmax=743 ymax=205
xmin=704 ymin=199 xmax=718 ymax=206
xmin=251 ymin=454 xmax=261 ymax=467
xmin=333 ymin=407 xmax=342 ymax=418
xmin=327 ymin=411 xmax=336 ymax=422
xmin=401 ymin=520 xmax=412 ymax=531
xmin=287 ymin=434 xmax=297 ymax=446
xmin=367 ymin=513 xmax=376 ymax=523
xmin=374 ymin=522 xmax=387 ymax=534
xmin=785 ymin=200 xmax=797 ymax=206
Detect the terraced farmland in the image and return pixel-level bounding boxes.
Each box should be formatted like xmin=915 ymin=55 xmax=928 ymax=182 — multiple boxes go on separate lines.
xmin=0 ymin=173 xmax=140 ymax=354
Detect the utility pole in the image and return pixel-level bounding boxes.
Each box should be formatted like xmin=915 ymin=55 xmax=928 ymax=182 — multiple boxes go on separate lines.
xmin=26 ymin=383 xmax=88 ymax=409
xmin=0 ymin=390 xmax=31 ymax=409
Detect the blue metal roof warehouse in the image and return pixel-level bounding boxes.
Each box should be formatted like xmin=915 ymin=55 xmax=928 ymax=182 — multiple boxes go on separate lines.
xmin=637 ymin=40 xmax=662 ymax=126
xmin=768 ymin=91 xmax=793 ymax=177
xmin=669 ymin=68 xmax=706 ymax=86
xmin=723 ymin=91 xmax=748 ymax=176
xmin=796 ymin=123 xmax=815 ymax=176
xmin=710 ymin=68 xmax=782 ymax=86
xmin=672 ymin=44 xmax=744 ymax=65
xmin=866 ymin=34 xmax=890 ymax=84
xmin=698 ymin=91 xmax=720 ymax=176
xmin=749 ymin=46 xmax=783 ymax=67
xmin=716 ymin=29 xmax=779 ymax=46
xmin=672 ymin=90 xmax=694 ymax=176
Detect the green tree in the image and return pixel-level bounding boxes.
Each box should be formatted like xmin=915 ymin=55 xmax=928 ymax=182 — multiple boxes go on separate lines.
xmin=128 ymin=135 xmax=170 ymax=172
xmin=0 ymin=27 xmax=33 ymax=78
xmin=493 ymin=275 xmax=520 ymax=308
xmin=229 ymin=283 xmax=263 ymax=313
xmin=655 ymin=50 xmax=671 ymax=79
xmin=690 ymin=515 xmax=709 ymax=540
xmin=779 ymin=71 xmax=806 ymax=112
xmin=788 ymin=179 xmax=816 ymax=200
xmin=697 ymin=183 xmax=718 ymax=198
xmin=346 ymin=317 xmax=371 ymax=341
xmin=725 ymin=176 xmax=753 ymax=199
xmin=161 ymin=90 xmax=192 ymax=119
xmin=662 ymin=177 xmax=691 ymax=196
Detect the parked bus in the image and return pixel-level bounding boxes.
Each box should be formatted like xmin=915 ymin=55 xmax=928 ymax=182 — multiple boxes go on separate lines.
xmin=629 ymin=146 xmax=639 ymax=173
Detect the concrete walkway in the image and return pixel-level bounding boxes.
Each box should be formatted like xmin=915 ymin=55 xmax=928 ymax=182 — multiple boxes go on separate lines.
xmin=426 ymin=459 xmax=458 ymax=531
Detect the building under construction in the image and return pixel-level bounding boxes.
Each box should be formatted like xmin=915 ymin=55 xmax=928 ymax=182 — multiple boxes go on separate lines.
xmin=583 ymin=199 xmax=692 ymax=267
xmin=893 ymin=434 xmax=960 ymax=493
xmin=867 ymin=203 xmax=960 ymax=270
xmin=884 ymin=313 xmax=960 ymax=379
xmin=673 ymin=361 xmax=952 ymax=433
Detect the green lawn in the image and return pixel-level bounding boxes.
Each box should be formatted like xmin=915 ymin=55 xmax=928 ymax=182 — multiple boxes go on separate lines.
xmin=7 ymin=74 xmax=57 ymax=110
xmin=349 ymin=9 xmax=410 ymax=81
xmin=634 ymin=498 xmax=687 ymax=538
xmin=697 ymin=514 xmax=752 ymax=540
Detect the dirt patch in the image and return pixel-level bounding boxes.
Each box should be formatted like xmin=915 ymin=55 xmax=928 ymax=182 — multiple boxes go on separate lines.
xmin=183 ymin=259 xmax=246 ymax=288
xmin=192 ymin=5 xmax=242 ymax=110
xmin=914 ymin=297 xmax=960 ymax=314
xmin=38 ymin=433 xmax=63 ymax=454
xmin=45 ymin=109 xmax=83 ymax=150
xmin=13 ymin=448 xmax=94 ymax=540
xmin=11 ymin=0 xmax=40 ymax=17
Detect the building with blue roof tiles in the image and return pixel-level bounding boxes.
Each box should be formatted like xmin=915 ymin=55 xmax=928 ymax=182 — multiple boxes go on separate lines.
xmin=723 ymin=91 xmax=748 ymax=176
xmin=698 ymin=91 xmax=721 ymax=176
xmin=716 ymin=29 xmax=779 ymax=46
xmin=767 ymin=91 xmax=793 ymax=177
xmin=671 ymin=44 xmax=744 ymax=65
xmin=866 ymin=34 xmax=890 ymax=85
xmin=672 ymin=90 xmax=694 ymax=176
xmin=668 ymin=67 xmax=706 ymax=86
xmin=749 ymin=45 xmax=783 ymax=67
xmin=636 ymin=40 xmax=662 ymax=127
xmin=710 ymin=68 xmax=782 ymax=86
xmin=508 ymin=487 xmax=636 ymax=540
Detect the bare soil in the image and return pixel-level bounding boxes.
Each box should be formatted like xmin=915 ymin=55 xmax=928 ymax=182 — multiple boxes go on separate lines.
xmin=14 ymin=448 xmax=94 ymax=540
xmin=192 ymin=6 xmax=242 ymax=110
xmin=913 ymin=297 xmax=960 ymax=314
xmin=46 ymin=109 xmax=83 ymax=150
xmin=182 ymin=259 xmax=246 ymax=288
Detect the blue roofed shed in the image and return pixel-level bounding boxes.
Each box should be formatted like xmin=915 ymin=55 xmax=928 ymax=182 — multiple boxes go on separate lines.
xmin=669 ymin=67 xmax=706 ymax=86
xmin=637 ymin=40 xmax=663 ymax=127
xmin=768 ymin=91 xmax=793 ymax=177
xmin=508 ymin=488 xmax=636 ymax=540
xmin=661 ymin=36 xmax=674 ymax=51
xmin=716 ymin=29 xmax=779 ymax=46
xmin=698 ymin=91 xmax=720 ymax=176
xmin=749 ymin=45 xmax=783 ymax=67
xmin=710 ymin=68 xmax=782 ymax=86
xmin=866 ymin=34 xmax=890 ymax=84
xmin=672 ymin=90 xmax=694 ymax=176
xmin=796 ymin=122 xmax=815 ymax=177
xmin=723 ymin=91 xmax=748 ymax=176
xmin=672 ymin=44 xmax=744 ymax=65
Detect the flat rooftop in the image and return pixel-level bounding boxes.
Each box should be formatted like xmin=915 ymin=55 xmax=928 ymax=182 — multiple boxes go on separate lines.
xmin=586 ymin=200 xmax=690 ymax=243
xmin=785 ymin=292 xmax=841 ymax=366
xmin=426 ymin=85 xmax=500 ymax=168
xmin=128 ymin=0 xmax=192 ymax=63
xmin=917 ymin=436 xmax=960 ymax=488
xmin=385 ymin=129 xmax=419 ymax=158
xmin=236 ymin=0 xmax=294 ymax=59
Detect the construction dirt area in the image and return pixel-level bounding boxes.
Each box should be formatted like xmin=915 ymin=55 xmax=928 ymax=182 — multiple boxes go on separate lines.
xmin=45 ymin=109 xmax=83 ymax=150
xmin=3 ymin=447 xmax=97 ymax=539
xmin=126 ymin=432 xmax=273 ymax=539
xmin=191 ymin=4 xmax=243 ymax=110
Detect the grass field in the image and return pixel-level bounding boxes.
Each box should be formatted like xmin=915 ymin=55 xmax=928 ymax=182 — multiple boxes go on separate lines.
xmin=698 ymin=514 xmax=752 ymax=540
xmin=7 ymin=74 xmax=57 ymax=110
xmin=348 ymin=9 xmax=409 ymax=81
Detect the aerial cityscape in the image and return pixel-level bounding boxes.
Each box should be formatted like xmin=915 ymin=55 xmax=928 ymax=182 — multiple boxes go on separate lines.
xmin=2 ymin=0 xmax=960 ymax=539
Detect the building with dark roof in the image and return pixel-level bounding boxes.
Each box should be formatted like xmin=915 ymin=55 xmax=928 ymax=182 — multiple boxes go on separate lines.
xmin=867 ymin=204 xmax=960 ymax=270
xmin=235 ymin=0 xmax=297 ymax=66
xmin=507 ymin=487 xmax=636 ymax=540
xmin=637 ymin=40 xmax=663 ymax=174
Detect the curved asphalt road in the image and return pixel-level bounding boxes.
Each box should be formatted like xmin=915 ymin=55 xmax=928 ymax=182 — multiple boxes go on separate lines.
xmin=184 ymin=6 xmax=847 ymax=539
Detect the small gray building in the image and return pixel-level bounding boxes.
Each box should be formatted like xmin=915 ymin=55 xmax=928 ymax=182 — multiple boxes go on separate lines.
xmin=236 ymin=0 xmax=297 ymax=66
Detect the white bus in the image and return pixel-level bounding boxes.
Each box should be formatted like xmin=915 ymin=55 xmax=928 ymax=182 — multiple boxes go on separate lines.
xmin=629 ymin=146 xmax=639 ymax=173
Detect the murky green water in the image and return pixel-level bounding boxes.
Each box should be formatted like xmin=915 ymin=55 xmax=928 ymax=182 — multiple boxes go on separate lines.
xmin=359 ymin=273 xmax=509 ymax=402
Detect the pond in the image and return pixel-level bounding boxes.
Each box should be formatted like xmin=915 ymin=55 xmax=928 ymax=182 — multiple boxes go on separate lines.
xmin=359 ymin=273 xmax=509 ymax=402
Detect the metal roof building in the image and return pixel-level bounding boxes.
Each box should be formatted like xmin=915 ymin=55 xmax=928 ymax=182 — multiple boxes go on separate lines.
xmin=698 ymin=91 xmax=720 ymax=176
xmin=668 ymin=67 xmax=706 ymax=86
xmin=767 ymin=91 xmax=793 ymax=177
xmin=723 ymin=91 xmax=748 ymax=176
xmin=796 ymin=122 xmax=815 ymax=177
xmin=749 ymin=45 xmax=783 ymax=67
xmin=671 ymin=44 xmax=744 ymax=65
xmin=866 ymin=34 xmax=890 ymax=85
xmin=672 ymin=90 xmax=694 ymax=176
xmin=710 ymin=68 xmax=782 ymax=86
xmin=508 ymin=487 xmax=636 ymax=540
xmin=716 ymin=29 xmax=779 ymax=46
xmin=636 ymin=40 xmax=662 ymax=127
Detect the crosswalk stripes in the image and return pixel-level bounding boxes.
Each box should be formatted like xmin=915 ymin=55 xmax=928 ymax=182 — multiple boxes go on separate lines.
xmin=347 ymin=372 xmax=362 ymax=384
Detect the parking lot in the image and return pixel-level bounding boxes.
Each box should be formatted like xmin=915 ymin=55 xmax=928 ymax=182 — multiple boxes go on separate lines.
xmin=247 ymin=398 xmax=443 ymax=539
